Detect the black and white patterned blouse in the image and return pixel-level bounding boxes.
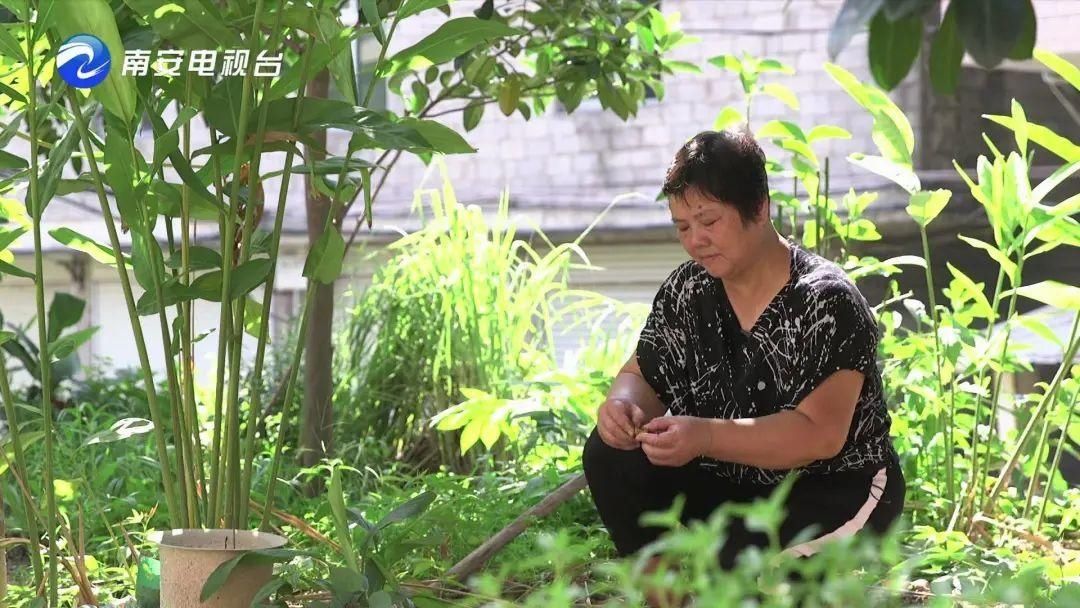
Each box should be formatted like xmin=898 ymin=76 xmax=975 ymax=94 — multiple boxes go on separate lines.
xmin=636 ymin=238 xmax=897 ymax=484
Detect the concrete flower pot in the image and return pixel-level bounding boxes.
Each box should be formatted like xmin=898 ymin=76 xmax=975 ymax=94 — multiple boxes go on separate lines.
xmin=151 ymin=529 xmax=287 ymax=607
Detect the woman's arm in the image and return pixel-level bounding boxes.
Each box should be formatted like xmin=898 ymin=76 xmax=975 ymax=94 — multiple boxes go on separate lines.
xmin=606 ymin=354 xmax=669 ymax=421
xmin=637 ymin=369 xmax=863 ymax=469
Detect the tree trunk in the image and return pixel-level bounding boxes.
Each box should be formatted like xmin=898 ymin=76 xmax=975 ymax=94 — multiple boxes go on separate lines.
xmin=299 ymin=69 xmax=338 ymax=494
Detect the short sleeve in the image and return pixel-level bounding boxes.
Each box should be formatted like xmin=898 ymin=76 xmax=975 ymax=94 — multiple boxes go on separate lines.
xmin=794 ymin=283 xmax=879 ymax=403
xmin=635 ymin=264 xmax=692 ymax=408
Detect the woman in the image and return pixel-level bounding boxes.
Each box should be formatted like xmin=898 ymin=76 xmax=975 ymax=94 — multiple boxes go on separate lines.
xmin=582 ymin=130 xmax=905 ymax=590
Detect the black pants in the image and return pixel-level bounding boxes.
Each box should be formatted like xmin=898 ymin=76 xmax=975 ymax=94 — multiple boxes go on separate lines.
xmin=582 ymin=428 xmax=905 ymax=569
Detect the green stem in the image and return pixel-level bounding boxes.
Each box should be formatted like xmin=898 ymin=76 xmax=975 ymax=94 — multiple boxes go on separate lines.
xmin=179 ymin=74 xmax=207 ymax=524
xmin=968 ymin=252 xmax=1027 ymax=531
xmin=219 ymin=0 xmax=268 ymax=529
xmin=0 ymin=350 xmax=43 ymax=584
xmin=121 ymin=119 xmax=191 ymax=527
xmin=26 ymin=19 xmax=58 ymax=600
xmin=980 ymin=312 xmax=1080 ymax=516
xmin=1022 ymin=411 xmax=1054 ymax=520
xmin=240 ymin=3 xmax=304 ymax=522
xmin=1037 ymin=383 xmax=1078 ymax=532
xmin=207 ymin=128 xmax=230 ymax=527
xmin=918 ymin=226 xmax=951 ymax=510
xmin=949 ymin=264 xmax=1006 ymax=531
xmin=65 ymin=97 xmax=183 ymax=531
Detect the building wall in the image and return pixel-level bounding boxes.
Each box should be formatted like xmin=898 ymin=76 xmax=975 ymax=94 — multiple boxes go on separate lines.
xmin=375 ymin=0 xmax=918 ymax=210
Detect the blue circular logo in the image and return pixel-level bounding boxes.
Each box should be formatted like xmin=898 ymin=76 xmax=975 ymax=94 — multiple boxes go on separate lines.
xmin=57 ymin=34 xmax=111 ymax=88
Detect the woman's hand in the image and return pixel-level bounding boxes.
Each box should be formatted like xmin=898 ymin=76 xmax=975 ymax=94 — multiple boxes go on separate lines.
xmin=636 ymin=416 xmax=711 ymax=467
xmin=597 ymin=398 xmax=650 ymax=450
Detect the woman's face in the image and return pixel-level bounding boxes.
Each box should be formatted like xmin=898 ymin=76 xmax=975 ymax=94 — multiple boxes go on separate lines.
xmin=670 ymin=188 xmax=765 ymax=279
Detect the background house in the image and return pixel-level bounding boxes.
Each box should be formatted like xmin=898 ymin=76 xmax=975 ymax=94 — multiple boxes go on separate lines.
xmin=1 ymin=0 xmax=1079 ymax=384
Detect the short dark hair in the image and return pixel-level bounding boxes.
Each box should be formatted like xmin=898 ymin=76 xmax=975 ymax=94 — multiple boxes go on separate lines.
xmin=661 ymin=130 xmax=770 ymax=224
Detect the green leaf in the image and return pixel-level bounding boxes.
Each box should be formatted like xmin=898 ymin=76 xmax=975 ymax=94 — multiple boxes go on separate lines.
xmin=1032 ymin=161 xmax=1080 ymax=206
xmin=756 ymin=58 xmax=794 ymax=74
xmin=828 ymin=0 xmax=886 ymax=59
xmin=83 ymin=418 xmax=154 ymax=447
xmin=165 ymin=246 xmax=221 ymax=271
xmin=760 ymin=83 xmax=799 ymax=109
xmin=46 ymin=292 xmax=85 ymax=344
xmin=707 ymin=54 xmax=742 ymax=73
xmin=103 ymin=117 xmax=143 ymax=230
xmin=400 ymin=118 xmax=476 ymax=154
xmin=1034 ymin=48 xmax=1080 ymax=93
xmin=122 ymin=0 xmax=239 ymax=51
xmin=130 ymin=232 xmax=157 ymax=293
xmin=396 ymin=0 xmax=450 ymax=20
xmin=713 ymin=106 xmax=745 ymax=131
xmin=243 ymin=297 xmax=267 ymax=342
xmin=0 ymin=259 xmax=34 ymax=279
xmin=303 ymin=226 xmax=346 ymax=285
xmin=958 ymin=234 xmax=1017 ymax=284
xmin=947 ymin=262 xmax=994 ymax=319
xmin=1002 ymin=281 xmax=1080 ymax=311
xmin=1007 ymin=0 xmax=1036 ymax=60
xmin=369 ymin=591 xmax=393 ymax=608
xmin=200 ymin=550 xmax=300 ymax=602
xmin=868 ymin=10 xmax=922 ymax=90
xmin=0 ymin=432 xmax=44 ymax=477
xmin=48 ymin=327 xmax=97 ymax=361
xmin=906 ymin=189 xmax=952 ymax=227
xmin=0 ymin=150 xmax=27 ymax=170
xmin=0 ymin=197 xmax=30 ymax=229
xmin=757 ymin=120 xmax=807 ymax=142
xmin=152 ymin=107 xmax=199 ymax=175
xmin=54 ymin=0 xmax=137 ymax=120
xmin=229 ymin=258 xmax=273 ymax=299
xmin=36 ymin=126 xmax=80 ymax=216
xmin=499 ymin=77 xmax=520 ymax=117
xmin=328 ymin=466 xmax=361 ymax=572
xmin=0 ymin=23 xmax=24 ymax=61
xmin=848 ymin=153 xmax=920 ymax=193
xmin=985 ymin=115 xmax=1080 ymax=162
xmin=463 ymin=100 xmax=484 ymax=131
xmin=142 ymin=107 xmax=225 ymax=220
xmin=954 ymin=0 xmax=1027 ymax=69
xmin=381 ymin=17 xmax=520 ymax=76
xmin=825 ymin=63 xmax=913 ymax=166
xmin=806 ymin=125 xmax=852 ymax=143
xmin=317 ymin=14 xmax=359 ymax=106
xmin=48 ymin=228 xmax=128 ymax=266
xmin=376 ymin=491 xmax=436 ymax=529
xmin=361 ymin=0 xmax=385 ymax=44
xmin=0 ymin=226 xmax=25 ymax=252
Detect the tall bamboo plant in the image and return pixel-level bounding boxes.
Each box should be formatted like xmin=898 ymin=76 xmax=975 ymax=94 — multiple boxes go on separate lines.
xmin=0 ymin=0 xmax=474 ymax=599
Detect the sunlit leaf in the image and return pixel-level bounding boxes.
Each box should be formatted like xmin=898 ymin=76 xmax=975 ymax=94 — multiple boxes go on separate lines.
xmin=848 ymin=153 xmax=920 ymax=194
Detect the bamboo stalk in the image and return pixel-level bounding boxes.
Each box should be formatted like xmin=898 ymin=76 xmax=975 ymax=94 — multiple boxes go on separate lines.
xmin=0 ymin=351 xmax=43 ymax=584
xmin=65 ymin=96 xmax=183 ymax=527
xmin=207 ymin=127 xmax=231 ymax=527
xmin=232 ymin=0 xmax=290 ymax=527
xmin=216 ymin=0 xmax=269 ymax=529
xmin=25 ymin=15 xmax=59 ymax=599
xmin=179 ymin=73 xmax=208 ymax=524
